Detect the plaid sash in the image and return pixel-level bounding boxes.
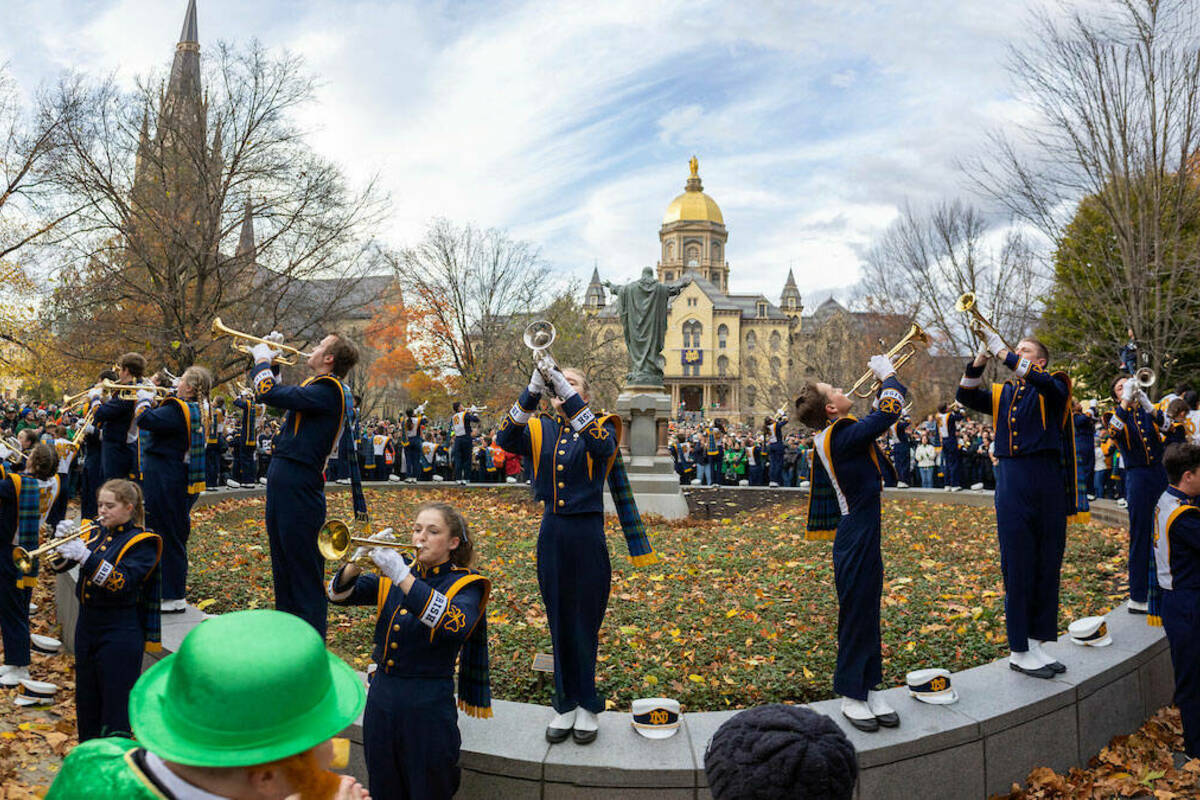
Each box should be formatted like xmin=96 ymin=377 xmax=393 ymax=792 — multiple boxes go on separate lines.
xmin=806 ymin=418 xmax=854 ymax=540
xmin=12 ymin=474 xmax=42 ymax=588
xmin=168 ymin=398 xmax=207 ymax=495
xmin=333 ymin=380 xmax=368 ymax=521
xmin=135 ymin=534 xmax=163 ymax=652
xmin=1054 ymin=372 xmax=1085 ymax=524
xmin=606 ymin=450 xmax=659 ymax=566
xmin=448 ymin=574 xmax=493 ymax=718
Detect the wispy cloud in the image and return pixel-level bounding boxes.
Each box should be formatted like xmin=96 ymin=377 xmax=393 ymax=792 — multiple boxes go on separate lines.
xmin=7 ymin=0 xmax=1065 ymax=305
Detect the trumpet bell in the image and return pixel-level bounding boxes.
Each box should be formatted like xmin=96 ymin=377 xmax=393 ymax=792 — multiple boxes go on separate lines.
xmin=316 ymin=519 xmax=352 ymax=561
xmin=523 ymin=320 xmax=556 ymax=351
xmin=12 ymin=547 xmax=32 ymax=575
xmin=955 ymin=292 xmax=977 ymax=313
xmin=1135 ymin=367 xmax=1156 ymax=389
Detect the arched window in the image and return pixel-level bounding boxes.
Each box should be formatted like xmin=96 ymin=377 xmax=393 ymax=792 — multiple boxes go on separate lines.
xmin=664 ymin=271 xmax=673 ymax=281
xmin=717 ymin=355 xmax=729 ymax=377
xmin=770 ymin=356 xmax=782 ymax=373
xmin=745 ymin=356 xmax=758 ymax=377
xmin=769 ymin=330 xmax=782 ymax=351
xmin=745 ymin=385 xmax=757 ymax=408
xmin=665 ymin=241 xmax=674 ymax=260
xmin=686 ymin=244 xmax=700 ymax=267
xmin=717 ymin=324 xmax=728 ymax=348
xmin=745 ymin=330 xmax=757 ymax=351
xmin=712 ymin=243 xmax=721 ymax=262
xmin=682 ymin=320 xmax=703 ymax=348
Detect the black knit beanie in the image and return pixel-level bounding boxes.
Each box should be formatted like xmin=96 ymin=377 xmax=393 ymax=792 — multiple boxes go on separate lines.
xmin=704 ymin=704 xmax=857 ymax=800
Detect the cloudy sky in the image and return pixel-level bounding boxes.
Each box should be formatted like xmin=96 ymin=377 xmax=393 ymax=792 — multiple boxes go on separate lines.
xmin=3 ymin=0 xmax=1067 ymax=304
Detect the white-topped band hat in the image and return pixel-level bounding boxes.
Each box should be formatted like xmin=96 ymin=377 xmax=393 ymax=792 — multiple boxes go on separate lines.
xmin=30 ymin=634 xmax=62 ymax=655
xmin=906 ymin=668 xmax=958 ymax=705
xmin=631 ymin=697 xmax=681 ymax=739
xmin=1069 ymin=616 xmax=1112 ymax=647
xmin=14 ymin=678 xmax=58 ymax=707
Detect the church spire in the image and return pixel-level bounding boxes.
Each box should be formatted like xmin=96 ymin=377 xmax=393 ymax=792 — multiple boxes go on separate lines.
xmin=179 ymin=0 xmax=198 ymax=44
xmin=584 ymin=261 xmax=606 ymax=310
xmin=166 ymin=0 xmax=202 ymax=123
xmin=236 ymin=199 xmax=256 ymax=264
xmin=780 ymin=267 xmax=802 ymax=314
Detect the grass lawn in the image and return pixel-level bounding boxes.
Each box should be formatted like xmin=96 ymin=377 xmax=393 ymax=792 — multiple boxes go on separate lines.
xmin=188 ymin=487 xmax=1128 ymax=711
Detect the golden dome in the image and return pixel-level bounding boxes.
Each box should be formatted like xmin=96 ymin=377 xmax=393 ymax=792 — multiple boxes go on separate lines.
xmin=662 ymin=156 xmax=723 ymax=225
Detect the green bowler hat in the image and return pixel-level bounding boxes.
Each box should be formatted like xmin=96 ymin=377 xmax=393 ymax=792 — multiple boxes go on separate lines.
xmin=130 ymin=609 xmax=365 ymax=767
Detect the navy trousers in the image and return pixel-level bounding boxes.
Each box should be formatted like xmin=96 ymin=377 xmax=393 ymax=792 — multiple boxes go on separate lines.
xmin=405 ymin=443 xmax=423 ymax=480
xmin=234 ymin=443 xmax=256 ymax=485
xmin=47 ymin=475 xmax=69 ymax=529
xmin=265 ymin=457 xmax=328 ymax=639
xmin=768 ymin=444 xmax=785 ymax=484
xmin=1162 ymin=588 xmax=1200 ymax=757
xmin=74 ymin=608 xmax=143 ymax=741
xmin=373 ymin=455 xmax=388 ymax=479
xmin=82 ymin=448 xmax=103 ymax=520
xmin=205 ymin=443 xmax=221 ymax=488
xmin=942 ymin=447 xmax=961 ymax=488
xmin=143 ymin=454 xmax=194 ymax=600
xmin=101 ymin=441 xmax=133 ymax=482
xmin=0 ymin=559 xmax=29 ymax=667
xmin=1125 ymin=464 xmax=1168 ymax=603
xmin=538 ymin=511 xmax=610 ymax=713
xmin=893 ymin=445 xmax=911 ymax=484
xmin=453 ymin=437 xmax=472 ymax=482
xmin=833 ymin=497 xmax=883 ymax=700
xmin=364 ymin=673 xmax=460 ymax=800
xmin=994 ymin=453 xmax=1066 ymax=651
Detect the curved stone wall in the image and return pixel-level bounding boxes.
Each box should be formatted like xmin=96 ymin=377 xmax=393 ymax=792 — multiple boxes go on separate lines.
xmin=53 ymin=484 xmax=1163 ymax=799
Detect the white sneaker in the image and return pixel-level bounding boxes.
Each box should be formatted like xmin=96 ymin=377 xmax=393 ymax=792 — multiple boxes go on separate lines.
xmin=690 ymin=479 xmax=701 ymax=485
xmin=943 ymin=486 xmax=952 ymax=492
xmin=897 ymin=481 xmax=909 ymax=488
xmin=225 ymin=479 xmax=241 ymax=489
xmin=800 ymin=480 xmax=811 ymax=488
xmin=769 ymin=481 xmax=780 ymax=487
xmin=506 ymin=477 xmax=517 ymax=484
xmin=1117 ymin=498 xmax=1128 ymax=508
xmin=27 ymin=602 xmax=37 ymax=614
xmin=388 ymin=474 xmax=401 ymax=482
xmin=1087 ymin=494 xmax=1096 ymax=501
xmin=161 ymin=599 xmax=187 ymax=613
xmin=950 ymin=486 xmax=962 ymax=492
xmin=971 ymin=482 xmax=984 ymax=490
xmin=0 ymin=666 xmax=29 ymax=687
xmin=1128 ymin=599 xmax=1149 ymax=613
xmin=258 ymin=477 xmax=268 ymax=485
xmin=336 ymin=478 xmax=351 ymax=485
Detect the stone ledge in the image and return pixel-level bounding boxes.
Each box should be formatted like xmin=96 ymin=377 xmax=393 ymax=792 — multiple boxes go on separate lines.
xmin=50 ymin=483 xmax=1162 ymax=799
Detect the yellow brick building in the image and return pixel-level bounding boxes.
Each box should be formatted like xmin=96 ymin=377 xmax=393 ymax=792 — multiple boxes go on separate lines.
xmin=587 ymin=158 xmax=801 ymax=422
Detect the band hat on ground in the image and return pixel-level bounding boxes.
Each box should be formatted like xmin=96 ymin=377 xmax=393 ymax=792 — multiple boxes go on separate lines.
xmin=905 ymin=667 xmax=959 ymax=705
xmin=631 ymin=696 xmax=682 ymax=739
xmin=1069 ymin=615 xmax=1113 ymax=647
xmin=14 ymin=677 xmax=58 ymax=706
xmin=30 ymin=633 xmax=62 ymax=654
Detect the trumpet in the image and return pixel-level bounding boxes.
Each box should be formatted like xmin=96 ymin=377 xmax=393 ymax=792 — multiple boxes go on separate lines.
xmin=2 ymin=437 xmax=27 ymax=465
xmin=849 ymin=322 xmax=930 ymax=399
xmin=96 ymin=379 xmax=174 ymax=401
xmin=211 ymin=316 xmax=312 ymax=366
xmin=955 ymin=292 xmax=1012 ymax=353
xmin=317 ymin=519 xmax=421 ymax=569
xmin=523 ymin=320 xmax=562 ymax=396
xmin=62 ymin=384 xmax=103 ymax=410
xmin=1135 ymin=367 xmax=1156 ymax=389
xmin=466 ymin=404 xmax=488 ymax=414
xmin=13 ymin=523 xmax=99 ymax=574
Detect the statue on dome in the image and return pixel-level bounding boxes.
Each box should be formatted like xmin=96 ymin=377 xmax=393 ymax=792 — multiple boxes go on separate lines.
xmin=603 ymin=267 xmax=690 ymax=388
xmin=689 ymin=155 xmax=699 ymax=179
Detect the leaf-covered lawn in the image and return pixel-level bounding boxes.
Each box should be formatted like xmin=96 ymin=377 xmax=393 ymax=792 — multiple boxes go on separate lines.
xmin=188 ymin=487 xmax=1128 ymax=710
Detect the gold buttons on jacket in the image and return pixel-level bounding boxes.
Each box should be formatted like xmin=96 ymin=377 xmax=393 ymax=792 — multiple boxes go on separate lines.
xmin=390 ymin=642 xmax=397 ymax=649
xmin=559 ymin=450 xmax=565 ymax=455
xmin=393 ymin=624 xmax=400 ymax=631
xmin=557 ymin=482 xmax=565 ymax=488
xmin=386 ymin=659 xmax=394 ymax=667
xmin=557 ymin=464 xmax=564 ymax=471
xmin=400 ymin=609 xmax=408 ymax=615
xmin=558 ymin=499 xmax=565 ymax=507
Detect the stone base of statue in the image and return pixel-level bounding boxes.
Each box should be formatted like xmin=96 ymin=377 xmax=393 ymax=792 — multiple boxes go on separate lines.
xmin=603 ymin=387 xmax=689 ymax=520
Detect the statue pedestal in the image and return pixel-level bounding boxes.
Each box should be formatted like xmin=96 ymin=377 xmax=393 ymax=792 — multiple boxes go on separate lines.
xmin=603 ymin=387 xmax=689 ymax=520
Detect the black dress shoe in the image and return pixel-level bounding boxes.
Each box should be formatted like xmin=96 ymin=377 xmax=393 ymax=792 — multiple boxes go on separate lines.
xmin=842 ymin=712 xmax=879 ymax=732
xmin=1009 ymin=662 xmax=1055 ymax=679
xmin=875 ymin=712 xmax=900 ymax=728
xmin=572 ymin=727 xmax=597 ymax=745
xmin=1044 ymin=660 xmax=1066 ymax=674
xmin=545 ymin=725 xmax=571 ymax=744
xmin=1129 ymin=606 xmax=1149 ymax=615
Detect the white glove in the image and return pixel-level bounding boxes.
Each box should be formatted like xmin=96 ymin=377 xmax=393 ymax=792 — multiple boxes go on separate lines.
xmin=1137 ymin=389 xmax=1155 ymax=413
xmin=54 ymin=519 xmax=79 ymax=540
xmin=371 ymin=527 xmax=397 ymax=543
xmin=56 ymin=537 xmax=89 ymax=563
xmin=975 ymin=341 xmax=991 ymax=361
xmin=527 ymin=367 xmax=548 ymax=397
xmin=985 ymin=330 xmax=1005 ymax=357
xmin=84 ymin=424 xmax=95 ymax=435
xmin=370 ymin=548 xmax=412 ymax=584
xmin=349 ymin=546 xmax=370 ymax=564
xmin=250 ymin=342 xmax=280 ymax=364
xmin=264 ymin=331 xmax=285 ymax=344
xmin=868 ymin=354 xmax=895 ymax=381
xmin=135 ymin=388 xmax=157 ymax=405
xmin=88 ymin=388 xmax=102 ymax=402
xmin=1121 ymin=378 xmax=1137 ymax=404
xmin=0 ymin=444 xmax=10 ymax=461
xmin=548 ymin=368 xmax=575 ymax=400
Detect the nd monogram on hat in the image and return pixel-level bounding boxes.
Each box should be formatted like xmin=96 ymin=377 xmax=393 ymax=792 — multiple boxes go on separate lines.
xmin=631 ymin=697 xmax=682 ymax=739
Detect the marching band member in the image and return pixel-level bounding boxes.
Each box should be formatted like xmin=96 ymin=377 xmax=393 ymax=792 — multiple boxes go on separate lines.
xmin=497 ymin=363 xmax=656 ymax=745
xmin=0 ymin=443 xmax=58 ymax=688
xmin=327 ymin=502 xmax=491 ymax=798
xmin=936 ymin=402 xmax=963 ymax=491
xmin=250 ymin=332 xmax=359 ymax=638
xmin=134 ymin=366 xmax=211 ymax=612
xmin=795 ymin=355 xmax=906 ymax=731
xmin=1163 ymin=398 xmax=1190 ymax=447
xmin=1108 ymin=373 xmax=1168 ymax=613
xmin=46 ymin=609 xmax=370 ymax=800
xmin=229 ymin=384 xmax=257 ymax=488
xmin=891 ymin=414 xmax=913 ymax=488
xmin=204 ymin=395 xmax=225 ymax=490
xmin=93 ymin=353 xmax=146 ymax=481
xmin=402 ymin=407 xmax=426 ymax=483
xmin=53 ymin=479 xmax=161 ymax=740
xmin=79 ymin=370 xmax=115 ymax=520
xmin=48 ymin=425 xmax=75 ymax=528
xmin=372 ymin=424 xmax=391 ymax=480
xmin=451 ymin=402 xmax=480 ymax=485
xmin=767 ymin=409 xmax=788 ymax=487
xmin=1152 ymin=442 xmax=1200 ymax=759
xmin=1073 ymin=401 xmax=1097 ymax=502
xmin=957 ymin=335 xmax=1074 ymax=678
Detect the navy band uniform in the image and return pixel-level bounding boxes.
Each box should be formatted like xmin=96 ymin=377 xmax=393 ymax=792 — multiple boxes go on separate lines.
xmin=329 ymin=560 xmax=489 ymax=799
xmin=1109 ymin=402 xmax=1168 ymax=604
xmin=93 ymin=395 xmax=135 ymax=481
xmin=767 ymin=416 xmax=787 ymax=486
xmin=957 ymin=351 xmax=1071 ymax=652
xmin=251 ymin=363 xmax=349 ymax=639
xmin=1153 ymin=485 xmax=1200 ymax=757
xmin=231 ymin=395 xmax=257 ymax=485
xmin=452 ymin=409 xmax=479 ymax=483
xmin=496 ymin=387 xmax=618 ymax=715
